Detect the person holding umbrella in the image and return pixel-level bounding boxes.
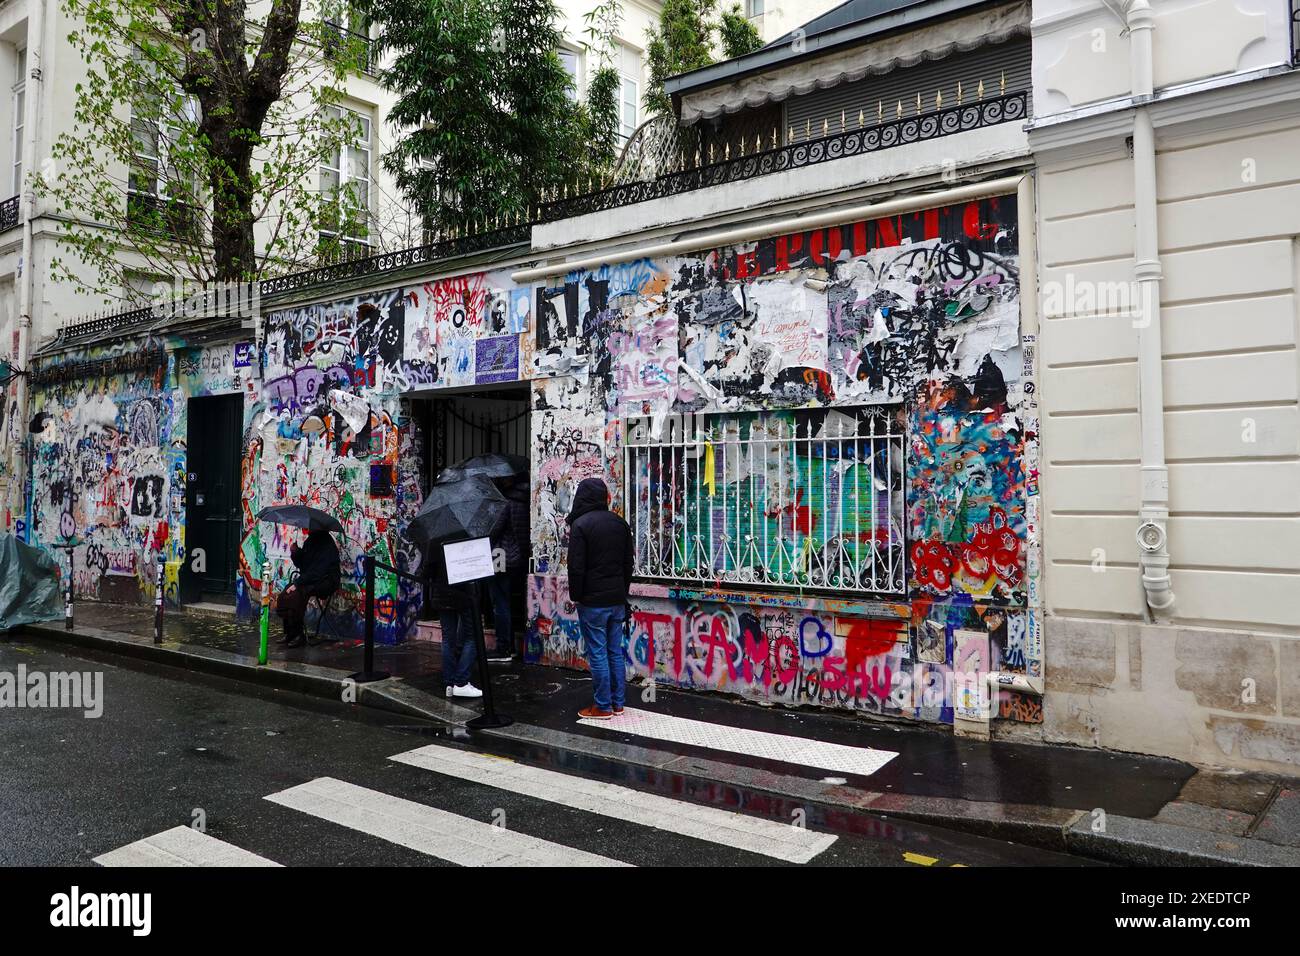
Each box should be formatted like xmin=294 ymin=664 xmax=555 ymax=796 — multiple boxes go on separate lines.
xmin=404 ymin=474 xmax=511 ymax=701
xmin=425 ymin=541 xmax=482 ymax=698
xmin=431 ymin=454 xmax=529 ymax=664
xmin=257 ymin=506 xmax=343 ymax=648
xmin=277 ymin=529 xmax=341 ymax=647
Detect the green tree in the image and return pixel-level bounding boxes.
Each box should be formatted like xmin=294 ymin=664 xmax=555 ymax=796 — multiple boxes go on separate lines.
xmin=375 ymin=0 xmax=588 ymax=235
xmin=718 ymin=3 xmax=764 ymax=59
xmin=583 ymin=0 xmax=624 ymax=172
xmin=644 ymin=0 xmax=717 ymax=117
xmin=43 ymin=0 xmax=362 ymax=300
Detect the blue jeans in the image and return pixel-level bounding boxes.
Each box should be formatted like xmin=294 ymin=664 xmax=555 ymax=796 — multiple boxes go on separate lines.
xmin=486 ymin=572 xmax=513 ymax=655
xmin=577 ymin=604 xmax=627 ymax=712
xmin=440 ymin=609 xmax=477 ymax=687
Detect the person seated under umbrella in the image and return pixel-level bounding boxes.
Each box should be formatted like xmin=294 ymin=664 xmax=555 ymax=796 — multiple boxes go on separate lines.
xmin=277 ymin=529 xmax=341 ymax=647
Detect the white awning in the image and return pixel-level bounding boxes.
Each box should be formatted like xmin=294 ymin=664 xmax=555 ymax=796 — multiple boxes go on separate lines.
xmin=678 ymin=0 xmax=1031 ymax=126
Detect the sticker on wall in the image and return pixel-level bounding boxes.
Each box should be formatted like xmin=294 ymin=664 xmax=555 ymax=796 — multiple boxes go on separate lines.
xmin=509 ymin=287 xmax=531 ymax=335
xmin=475 ymin=335 xmax=520 ymax=384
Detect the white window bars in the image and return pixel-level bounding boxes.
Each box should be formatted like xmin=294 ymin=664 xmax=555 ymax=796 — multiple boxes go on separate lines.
xmin=624 ymin=407 xmax=906 ymax=595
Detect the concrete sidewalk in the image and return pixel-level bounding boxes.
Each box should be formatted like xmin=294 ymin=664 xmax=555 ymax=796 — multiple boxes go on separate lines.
xmin=14 ymin=601 xmax=1300 ymax=867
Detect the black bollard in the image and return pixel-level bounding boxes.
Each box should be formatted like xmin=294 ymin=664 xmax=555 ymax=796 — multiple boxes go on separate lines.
xmin=349 ymin=554 xmax=389 ymax=683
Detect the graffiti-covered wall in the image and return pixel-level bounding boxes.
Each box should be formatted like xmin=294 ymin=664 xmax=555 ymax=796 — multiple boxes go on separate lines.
xmin=520 ymin=193 xmax=1042 ymax=724
xmin=27 ymin=340 xmax=253 ymax=605
xmin=24 ymin=191 xmax=1041 ymax=725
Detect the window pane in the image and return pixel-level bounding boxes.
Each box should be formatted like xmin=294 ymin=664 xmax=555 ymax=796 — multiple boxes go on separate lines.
xmin=621 ymin=77 xmax=637 ymax=136
xmin=345 ymin=144 xmax=369 ymax=182
xmin=558 ymin=49 xmax=578 ymax=101
xmin=131 ymin=117 xmax=159 ymax=161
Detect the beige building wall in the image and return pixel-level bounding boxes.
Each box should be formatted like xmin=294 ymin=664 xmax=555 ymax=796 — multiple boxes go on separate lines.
xmin=1026 ymin=0 xmax=1300 ymax=772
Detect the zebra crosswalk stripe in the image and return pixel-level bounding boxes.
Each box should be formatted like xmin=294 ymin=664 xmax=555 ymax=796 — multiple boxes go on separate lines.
xmin=579 ymin=706 xmax=898 ymax=776
xmin=265 ymin=776 xmax=631 ymax=867
xmin=391 ymin=743 xmax=837 ymax=864
xmin=94 ymin=826 xmax=282 ymax=867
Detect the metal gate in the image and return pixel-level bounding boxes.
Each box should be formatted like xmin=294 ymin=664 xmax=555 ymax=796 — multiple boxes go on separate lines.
xmin=429 ymin=391 xmax=530 ymax=481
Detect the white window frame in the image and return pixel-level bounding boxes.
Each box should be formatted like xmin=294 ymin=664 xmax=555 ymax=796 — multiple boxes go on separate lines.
xmin=746 ymin=0 xmax=766 ymax=17
xmin=127 ymin=83 xmax=200 ymax=233
xmin=11 ymin=48 xmax=25 ymax=197
xmin=319 ymin=105 xmax=373 ymax=251
xmin=558 ymin=46 xmax=581 ymax=102
xmin=619 ymin=73 xmax=638 ymax=141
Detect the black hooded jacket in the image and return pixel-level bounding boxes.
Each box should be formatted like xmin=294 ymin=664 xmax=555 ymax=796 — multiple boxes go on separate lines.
xmin=566 ymin=477 xmax=633 ymax=608
xmin=290 ymin=530 xmax=341 ymax=595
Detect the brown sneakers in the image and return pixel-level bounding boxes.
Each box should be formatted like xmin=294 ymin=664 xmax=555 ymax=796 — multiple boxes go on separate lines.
xmin=579 ymin=706 xmax=613 ymax=720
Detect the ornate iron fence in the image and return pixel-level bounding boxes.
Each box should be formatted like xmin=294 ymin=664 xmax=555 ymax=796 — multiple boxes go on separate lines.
xmin=543 ymin=91 xmax=1027 ymax=222
xmin=54 ymin=88 xmax=1026 ymax=342
xmin=260 ymin=222 xmax=529 ymax=297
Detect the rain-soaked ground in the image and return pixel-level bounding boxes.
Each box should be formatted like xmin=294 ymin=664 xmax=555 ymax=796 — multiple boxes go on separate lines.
xmin=0 ymin=638 xmax=1101 ymax=867
xmin=47 ymin=601 xmax=1198 ymax=820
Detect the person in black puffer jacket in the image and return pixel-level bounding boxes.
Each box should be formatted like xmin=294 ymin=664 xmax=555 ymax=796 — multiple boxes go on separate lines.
xmin=566 ymin=477 xmax=634 ymax=719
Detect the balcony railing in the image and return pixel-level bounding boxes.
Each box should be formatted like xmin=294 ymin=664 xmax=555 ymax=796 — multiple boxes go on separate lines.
xmin=126 ymin=190 xmax=202 ymax=243
xmin=539 ymin=90 xmax=1028 ymax=223
xmin=53 ymin=84 xmax=1028 ymax=347
xmin=0 ymin=194 xmax=19 ymax=232
xmin=323 ymin=21 xmax=377 ymax=76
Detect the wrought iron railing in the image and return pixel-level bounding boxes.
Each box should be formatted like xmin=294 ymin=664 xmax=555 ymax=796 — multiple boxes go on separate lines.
xmin=127 ymin=190 xmax=203 ymax=242
xmin=322 ymin=21 xmax=377 ymax=76
xmin=0 ymin=194 xmax=19 ymax=232
xmin=624 ymin=407 xmax=906 ymax=596
xmin=261 ymin=221 xmax=529 ymax=296
xmin=541 ymin=91 xmax=1027 ymax=222
xmin=54 ymin=89 xmax=1025 ymax=342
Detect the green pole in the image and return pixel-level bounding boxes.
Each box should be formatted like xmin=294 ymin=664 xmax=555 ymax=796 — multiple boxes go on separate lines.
xmin=258 ymin=559 xmax=271 ymax=665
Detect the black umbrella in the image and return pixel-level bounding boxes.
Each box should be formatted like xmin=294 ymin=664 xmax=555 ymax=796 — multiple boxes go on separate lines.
xmin=436 ymin=452 xmax=528 ymax=484
xmin=258 ymin=505 xmax=345 ymax=534
xmin=404 ymin=474 xmax=508 ymax=547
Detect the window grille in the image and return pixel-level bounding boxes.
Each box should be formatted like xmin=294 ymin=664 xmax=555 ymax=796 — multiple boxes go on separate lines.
xmin=624 ymin=406 xmax=905 ymax=595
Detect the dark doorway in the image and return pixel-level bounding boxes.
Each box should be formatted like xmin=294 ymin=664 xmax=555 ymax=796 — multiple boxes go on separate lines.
xmin=181 ymin=393 xmax=243 ymax=603
xmin=407 ymin=385 xmax=531 ymax=632
xmin=417 ymin=387 xmax=531 ymax=483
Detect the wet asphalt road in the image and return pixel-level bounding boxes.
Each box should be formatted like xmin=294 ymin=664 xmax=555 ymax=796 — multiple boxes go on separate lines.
xmin=0 ymin=638 xmax=1097 ymax=867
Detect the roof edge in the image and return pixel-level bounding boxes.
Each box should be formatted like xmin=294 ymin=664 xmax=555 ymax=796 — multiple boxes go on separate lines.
xmin=663 ymin=0 xmax=998 ymax=101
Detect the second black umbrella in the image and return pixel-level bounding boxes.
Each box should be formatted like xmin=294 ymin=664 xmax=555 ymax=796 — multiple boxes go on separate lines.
xmin=404 ymin=474 xmax=508 ymax=547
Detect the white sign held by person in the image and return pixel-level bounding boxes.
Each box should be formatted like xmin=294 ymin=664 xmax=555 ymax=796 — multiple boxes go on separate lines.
xmin=444 ymin=537 xmax=496 ymax=584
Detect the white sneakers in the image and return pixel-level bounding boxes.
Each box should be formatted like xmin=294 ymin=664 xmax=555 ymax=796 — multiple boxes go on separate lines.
xmin=447 ymin=683 xmax=484 ymax=699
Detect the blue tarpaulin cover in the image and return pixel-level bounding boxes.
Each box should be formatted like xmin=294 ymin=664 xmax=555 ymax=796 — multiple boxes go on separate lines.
xmin=0 ymin=534 xmax=62 ymax=631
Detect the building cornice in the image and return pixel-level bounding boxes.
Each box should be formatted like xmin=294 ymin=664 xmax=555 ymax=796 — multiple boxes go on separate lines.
xmin=1028 ymin=65 xmax=1300 ymax=160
